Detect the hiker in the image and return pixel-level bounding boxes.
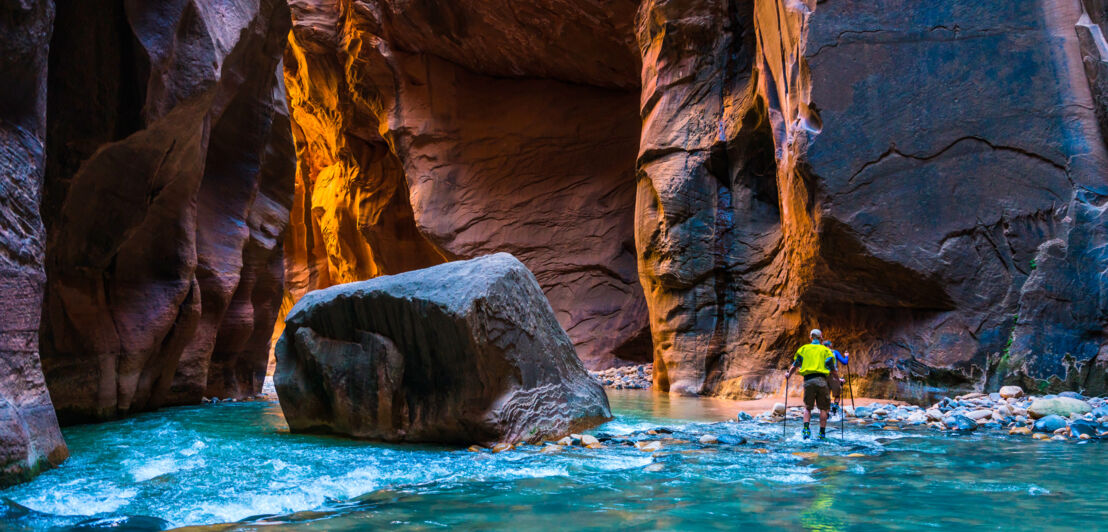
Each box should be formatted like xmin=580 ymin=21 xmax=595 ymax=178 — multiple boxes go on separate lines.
xmin=784 ymin=329 xmax=841 ymax=440
xmin=823 ymin=340 xmax=849 ymax=414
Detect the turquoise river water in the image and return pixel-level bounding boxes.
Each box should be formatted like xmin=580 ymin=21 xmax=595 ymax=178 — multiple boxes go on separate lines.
xmin=1 ymin=390 xmax=1105 ymax=531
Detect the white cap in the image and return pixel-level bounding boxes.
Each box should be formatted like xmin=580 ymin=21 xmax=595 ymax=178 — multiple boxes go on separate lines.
xmin=810 ymin=329 xmax=822 ymax=338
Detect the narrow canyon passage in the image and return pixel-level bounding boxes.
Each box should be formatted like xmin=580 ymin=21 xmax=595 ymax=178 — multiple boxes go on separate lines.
xmin=281 ymin=0 xmax=651 ymax=369
xmin=1 ymin=0 xmax=1108 ymax=491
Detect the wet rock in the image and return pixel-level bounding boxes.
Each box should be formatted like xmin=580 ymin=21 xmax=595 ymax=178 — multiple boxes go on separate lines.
xmin=1028 ymin=397 xmax=1092 ymax=419
xmin=590 ymin=364 xmax=653 ymax=390
xmin=950 ymin=415 xmax=977 ymax=431
xmin=1091 ymin=406 xmax=1108 ymax=418
xmin=556 ymin=437 xmax=573 ymax=446
xmin=773 ymin=403 xmax=787 ymax=416
xmin=1058 ymin=391 xmax=1085 ymax=400
xmin=540 ymin=444 xmax=562 ymax=454
xmin=1070 ymin=419 xmax=1099 ymax=439
xmin=999 ymin=386 xmax=1025 ymax=399
xmin=1009 ymin=426 xmax=1032 ymax=435
xmin=1033 ymin=415 xmax=1068 ymax=433
xmin=854 ymin=406 xmax=875 ymax=418
xmin=736 ymin=412 xmax=753 ymax=422
xmin=906 ymin=412 xmax=928 ymax=425
xmin=275 ymin=254 xmax=611 ymax=445
xmin=966 ymin=409 xmax=993 ymax=420
xmin=636 ymin=441 xmax=663 ymax=452
xmin=580 ymin=434 xmax=600 ymax=447
xmin=492 ymin=443 xmax=513 ymax=453
xmin=698 ymin=434 xmax=719 ymax=445
xmin=1033 ymin=432 xmax=1051 ymax=441
xmin=716 ymin=434 xmax=747 ymax=445
xmin=644 ymin=463 xmax=665 ymax=472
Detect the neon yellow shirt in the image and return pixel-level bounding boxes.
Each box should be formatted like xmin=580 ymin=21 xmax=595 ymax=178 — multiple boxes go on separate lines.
xmin=794 ymin=342 xmax=834 ymax=376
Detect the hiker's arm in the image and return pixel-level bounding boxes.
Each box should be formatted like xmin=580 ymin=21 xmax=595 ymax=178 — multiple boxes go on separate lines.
xmin=784 ymin=356 xmax=799 ymax=379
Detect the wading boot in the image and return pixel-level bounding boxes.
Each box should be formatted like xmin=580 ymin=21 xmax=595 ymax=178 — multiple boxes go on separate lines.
xmin=802 ymin=424 xmax=812 ymax=440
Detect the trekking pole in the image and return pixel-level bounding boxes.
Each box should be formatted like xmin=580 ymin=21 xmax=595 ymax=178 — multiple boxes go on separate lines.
xmin=847 ymin=364 xmax=856 ymax=413
xmin=840 ymin=391 xmax=845 ymax=440
xmin=782 ymin=375 xmax=789 ymax=439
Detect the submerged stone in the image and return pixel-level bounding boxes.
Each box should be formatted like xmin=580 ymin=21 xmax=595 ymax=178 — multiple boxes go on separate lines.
xmin=274 ymin=254 xmax=611 ymax=445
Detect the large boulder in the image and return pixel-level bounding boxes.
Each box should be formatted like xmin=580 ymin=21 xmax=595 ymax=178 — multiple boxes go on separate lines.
xmin=275 ymin=253 xmax=612 ymax=445
xmin=1028 ymin=397 xmax=1093 ymax=419
xmin=0 ymin=0 xmax=67 ymax=486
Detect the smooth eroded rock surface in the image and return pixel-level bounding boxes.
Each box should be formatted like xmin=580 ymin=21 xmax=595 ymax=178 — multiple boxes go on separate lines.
xmin=1028 ymin=397 xmax=1093 ymax=419
xmin=0 ymin=0 xmax=68 ymax=486
xmin=275 ymin=253 xmax=612 ymax=444
xmin=282 ymin=0 xmax=650 ymax=369
xmin=39 ymin=0 xmax=295 ymax=422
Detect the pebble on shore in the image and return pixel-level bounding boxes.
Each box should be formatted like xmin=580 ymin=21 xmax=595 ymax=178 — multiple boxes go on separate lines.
xmin=589 ymin=363 xmax=652 ymax=390
xmin=749 ymin=386 xmax=1107 ymax=443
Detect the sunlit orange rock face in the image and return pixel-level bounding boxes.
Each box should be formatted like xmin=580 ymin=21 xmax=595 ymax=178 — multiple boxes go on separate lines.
xmin=283 ymin=0 xmax=652 ymax=368
xmin=638 ymin=0 xmax=1108 ymax=398
xmin=39 ymin=0 xmax=295 ymax=422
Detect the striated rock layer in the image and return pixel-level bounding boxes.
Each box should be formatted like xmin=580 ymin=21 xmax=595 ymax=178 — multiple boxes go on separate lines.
xmin=0 ymin=0 xmax=68 ymax=486
xmin=283 ymin=0 xmax=651 ymax=369
xmin=275 ymin=253 xmax=612 ymax=444
xmin=637 ymin=0 xmax=1108 ymax=399
xmin=38 ymin=0 xmax=296 ymax=423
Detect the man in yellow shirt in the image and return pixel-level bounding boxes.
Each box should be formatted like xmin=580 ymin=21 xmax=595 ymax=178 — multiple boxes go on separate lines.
xmin=784 ymin=329 xmax=841 ymax=440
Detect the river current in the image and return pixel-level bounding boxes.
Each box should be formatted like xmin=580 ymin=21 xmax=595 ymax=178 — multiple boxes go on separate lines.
xmin=2 ymin=390 xmax=1105 ymax=530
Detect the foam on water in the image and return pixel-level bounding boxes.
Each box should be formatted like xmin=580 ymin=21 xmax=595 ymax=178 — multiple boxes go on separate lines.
xmin=1 ymin=394 xmax=1105 ymax=530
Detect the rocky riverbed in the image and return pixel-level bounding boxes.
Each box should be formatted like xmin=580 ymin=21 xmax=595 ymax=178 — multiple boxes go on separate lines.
xmin=747 ymin=386 xmax=1108 ymax=442
xmin=589 ymin=364 xmax=652 ymax=390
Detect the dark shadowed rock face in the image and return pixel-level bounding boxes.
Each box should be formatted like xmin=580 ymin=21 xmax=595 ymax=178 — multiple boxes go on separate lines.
xmin=636 ymin=0 xmax=1108 ymax=399
xmin=38 ymin=0 xmax=295 ymax=423
xmin=282 ymin=0 xmax=650 ymax=370
xmin=0 ymin=0 xmax=68 ymax=486
xmin=275 ymin=253 xmax=612 ymax=445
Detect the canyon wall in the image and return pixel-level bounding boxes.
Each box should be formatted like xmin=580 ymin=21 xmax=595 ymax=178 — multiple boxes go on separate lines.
xmin=0 ymin=0 xmax=68 ymax=487
xmin=638 ymin=0 xmax=1108 ymax=398
xmin=284 ymin=0 xmax=1108 ymax=396
xmin=38 ymin=0 xmax=295 ymax=423
xmin=283 ymin=0 xmax=652 ymax=368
